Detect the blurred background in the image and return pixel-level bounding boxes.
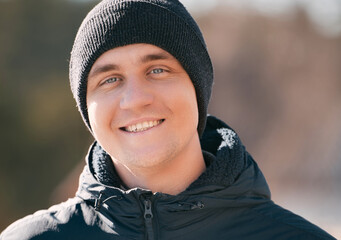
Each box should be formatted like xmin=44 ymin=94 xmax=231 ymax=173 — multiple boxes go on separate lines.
xmin=0 ymin=0 xmax=340 ymax=237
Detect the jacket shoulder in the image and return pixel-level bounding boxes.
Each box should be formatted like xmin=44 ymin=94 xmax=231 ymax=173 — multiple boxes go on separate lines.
xmin=0 ymin=197 xmax=106 ymax=240
xmin=250 ymin=201 xmax=336 ymax=240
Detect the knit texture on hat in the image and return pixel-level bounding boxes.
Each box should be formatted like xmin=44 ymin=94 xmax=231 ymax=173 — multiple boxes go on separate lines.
xmin=69 ymin=0 xmax=213 ymax=136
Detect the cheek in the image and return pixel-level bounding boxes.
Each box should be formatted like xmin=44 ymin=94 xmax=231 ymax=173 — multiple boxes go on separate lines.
xmin=184 ymin=90 xmax=199 ymax=126
xmin=87 ymin=94 xmax=116 ymax=132
xmin=87 ymin=101 xmax=100 ymax=129
xmin=169 ymin=80 xmax=198 ymax=127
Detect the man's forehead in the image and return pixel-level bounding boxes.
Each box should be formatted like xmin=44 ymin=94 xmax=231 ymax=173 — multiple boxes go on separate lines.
xmin=88 ymin=44 xmax=177 ymax=77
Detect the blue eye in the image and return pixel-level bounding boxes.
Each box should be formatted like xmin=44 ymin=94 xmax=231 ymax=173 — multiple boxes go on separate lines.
xmin=104 ymin=77 xmax=118 ymax=84
xmin=151 ymin=68 xmax=164 ymax=74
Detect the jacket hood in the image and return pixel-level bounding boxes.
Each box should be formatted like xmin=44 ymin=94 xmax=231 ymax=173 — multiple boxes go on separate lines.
xmin=76 ymin=115 xmax=271 ymax=209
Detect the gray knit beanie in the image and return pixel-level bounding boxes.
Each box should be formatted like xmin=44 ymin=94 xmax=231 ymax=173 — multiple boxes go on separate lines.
xmin=69 ymin=0 xmax=213 ymax=137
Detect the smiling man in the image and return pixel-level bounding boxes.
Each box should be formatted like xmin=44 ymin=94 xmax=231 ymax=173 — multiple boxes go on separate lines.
xmin=0 ymin=0 xmax=336 ymax=239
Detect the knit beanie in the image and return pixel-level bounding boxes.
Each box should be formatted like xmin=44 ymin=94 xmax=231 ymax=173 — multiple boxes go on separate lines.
xmin=69 ymin=0 xmax=213 ymax=137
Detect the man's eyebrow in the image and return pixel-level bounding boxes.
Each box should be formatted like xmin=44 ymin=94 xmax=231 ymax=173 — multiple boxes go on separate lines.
xmin=140 ymin=52 xmax=172 ymax=63
xmin=88 ymin=64 xmax=120 ymax=79
xmin=88 ymin=52 xmax=172 ymax=79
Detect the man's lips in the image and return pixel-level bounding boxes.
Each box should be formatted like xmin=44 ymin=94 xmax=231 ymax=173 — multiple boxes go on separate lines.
xmin=120 ymin=119 xmax=165 ymax=133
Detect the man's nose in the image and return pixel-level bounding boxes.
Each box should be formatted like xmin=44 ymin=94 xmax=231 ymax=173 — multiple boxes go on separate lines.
xmin=119 ymin=77 xmax=154 ymax=110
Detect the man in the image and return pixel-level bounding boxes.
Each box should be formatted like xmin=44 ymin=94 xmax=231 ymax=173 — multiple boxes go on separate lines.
xmin=0 ymin=0 xmax=336 ymax=239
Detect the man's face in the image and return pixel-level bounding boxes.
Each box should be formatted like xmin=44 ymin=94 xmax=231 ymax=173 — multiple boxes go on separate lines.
xmin=87 ymin=43 xmax=199 ymax=169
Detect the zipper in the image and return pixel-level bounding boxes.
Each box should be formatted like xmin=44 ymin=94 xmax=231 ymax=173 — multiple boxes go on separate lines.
xmin=143 ymin=198 xmax=154 ymax=240
xmin=177 ymin=201 xmax=204 ymax=210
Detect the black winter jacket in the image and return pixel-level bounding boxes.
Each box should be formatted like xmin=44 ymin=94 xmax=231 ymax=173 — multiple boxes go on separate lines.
xmin=0 ymin=116 xmax=335 ymax=240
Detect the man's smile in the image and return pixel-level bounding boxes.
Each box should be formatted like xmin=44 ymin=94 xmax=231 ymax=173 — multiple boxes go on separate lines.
xmin=121 ymin=119 xmax=165 ymax=133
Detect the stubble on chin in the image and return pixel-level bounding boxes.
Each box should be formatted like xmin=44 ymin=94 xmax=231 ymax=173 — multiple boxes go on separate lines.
xmin=110 ymin=141 xmax=179 ymax=171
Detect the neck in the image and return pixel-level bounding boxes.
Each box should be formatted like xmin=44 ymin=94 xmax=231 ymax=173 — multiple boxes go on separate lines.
xmin=113 ymin=135 xmax=206 ymax=195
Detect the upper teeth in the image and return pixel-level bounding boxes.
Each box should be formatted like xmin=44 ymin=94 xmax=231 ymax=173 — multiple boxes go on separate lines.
xmin=125 ymin=120 xmax=162 ymax=133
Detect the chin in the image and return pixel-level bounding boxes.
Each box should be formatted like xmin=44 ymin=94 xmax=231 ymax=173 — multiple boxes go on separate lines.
xmin=116 ymin=143 xmax=179 ymax=169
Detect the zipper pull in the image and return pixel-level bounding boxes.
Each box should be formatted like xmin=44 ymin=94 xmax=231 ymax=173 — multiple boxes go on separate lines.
xmin=143 ymin=199 xmax=155 ymax=240
xmin=144 ymin=199 xmax=153 ymax=219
